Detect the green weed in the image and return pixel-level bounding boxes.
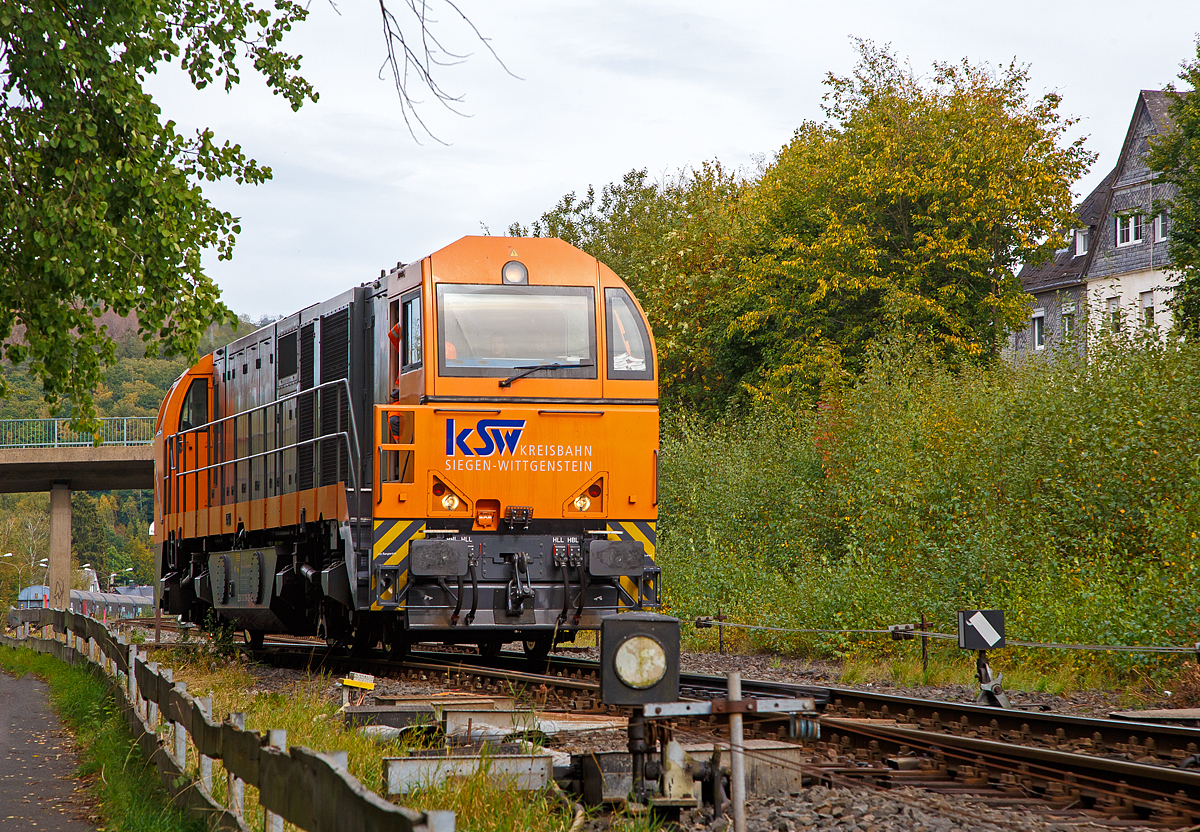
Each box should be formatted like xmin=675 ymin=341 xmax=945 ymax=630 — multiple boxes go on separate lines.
xmin=658 ymin=333 xmax=1200 ymax=685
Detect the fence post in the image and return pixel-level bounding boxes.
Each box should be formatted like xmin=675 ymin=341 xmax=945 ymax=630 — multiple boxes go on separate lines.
xmin=227 ymin=713 xmax=246 ymax=818
xmin=147 ymin=663 xmax=161 ymax=728
xmin=198 ymin=697 xmax=213 ymax=792
xmin=128 ymin=644 xmax=138 ymax=704
xmin=172 ymin=681 xmax=188 ymax=769
xmin=263 ymin=729 xmax=286 ymax=832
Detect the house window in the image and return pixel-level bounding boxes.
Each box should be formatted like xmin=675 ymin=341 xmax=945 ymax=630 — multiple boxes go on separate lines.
xmin=1141 ymin=291 xmax=1155 ymax=327
xmin=1116 ymin=214 xmax=1143 ymax=247
xmin=1107 ymin=296 xmax=1122 ymax=333
xmin=1154 ymin=211 xmax=1167 ymax=242
xmin=1061 ymin=301 xmax=1076 ymax=341
xmin=1074 ymin=228 xmax=1089 ymax=257
xmin=1032 ymin=311 xmax=1046 ymax=350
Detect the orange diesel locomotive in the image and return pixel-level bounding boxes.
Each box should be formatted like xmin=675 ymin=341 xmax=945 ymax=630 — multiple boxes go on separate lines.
xmin=154 ymin=237 xmax=659 ymax=658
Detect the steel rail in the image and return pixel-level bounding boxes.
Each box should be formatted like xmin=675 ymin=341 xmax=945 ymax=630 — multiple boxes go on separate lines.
xmin=822 ymin=716 xmax=1200 ymax=819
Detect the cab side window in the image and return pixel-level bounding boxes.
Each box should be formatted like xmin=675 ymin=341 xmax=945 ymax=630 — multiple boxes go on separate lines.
xmin=402 ymin=290 xmax=422 ymax=372
xmin=178 ymin=379 xmax=209 ymax=432
xmin=604 ymin=288 xmax=653 ymax=380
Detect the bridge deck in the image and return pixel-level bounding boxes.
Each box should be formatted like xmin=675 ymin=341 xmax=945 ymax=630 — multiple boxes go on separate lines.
xmin=0 ymin=446 xmax=154 ymax=493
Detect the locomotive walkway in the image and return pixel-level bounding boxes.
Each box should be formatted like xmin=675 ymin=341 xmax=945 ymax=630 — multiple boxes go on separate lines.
xmin=0 ymin=417 xmax=155 ymax=610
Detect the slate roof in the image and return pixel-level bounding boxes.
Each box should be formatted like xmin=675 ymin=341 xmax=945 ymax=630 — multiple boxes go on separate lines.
xmin=1018 ymin=168 xmax=1114 ymax=294
xmin=1141 ymin=89 xmax=1175 ymax=133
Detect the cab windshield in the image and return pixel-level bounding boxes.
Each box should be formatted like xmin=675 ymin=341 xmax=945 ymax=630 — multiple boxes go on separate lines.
xmin=436 ymin=284 xmax=597 ymax=378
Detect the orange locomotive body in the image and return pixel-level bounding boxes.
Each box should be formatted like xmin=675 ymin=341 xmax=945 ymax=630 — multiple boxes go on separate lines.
xmin=154 ymin=237 xmax=659 ymax=656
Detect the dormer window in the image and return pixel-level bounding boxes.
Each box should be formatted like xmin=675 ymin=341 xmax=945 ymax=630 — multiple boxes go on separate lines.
xmin=1074 ymin=228 xmax=1089 ymax=257
xmin=1116 ymin=214 xmax=1143 ymax=247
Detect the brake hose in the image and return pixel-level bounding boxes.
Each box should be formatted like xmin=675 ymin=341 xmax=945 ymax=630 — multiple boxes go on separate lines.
xmin=558 ymin=563 xmax=571 ymax=625
xmin=573 ymin=563 xmax=588 ymax=625
xmin=465 ymin=562 xmax=479 ymax=625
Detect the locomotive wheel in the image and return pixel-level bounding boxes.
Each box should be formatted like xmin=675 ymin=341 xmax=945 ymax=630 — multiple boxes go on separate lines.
xmin=382 ymin=622 xmax=410 ymax=661
xmin=318 ymin=605 xmax=351 ymax=650
xmin=478 ymin=641 xmax=503 ymax=660
xmin=243 ymin=629 xmax=265 ymax=650
xmin=522 ymin=635 xmax=552 ymax=664
xmin=351 ymin=619 xmax=379 ymax=657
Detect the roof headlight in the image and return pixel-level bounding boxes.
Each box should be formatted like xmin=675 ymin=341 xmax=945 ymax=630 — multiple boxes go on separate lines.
xmin=501 ymin=261 xmax=528 ymax=285
xmin=613 ymin=635 xmax=667 ymax=690
xmin=573 ymin=494 xmax=591 ymax=512
xmin=441 ymin=493 xmax=461 ymax=511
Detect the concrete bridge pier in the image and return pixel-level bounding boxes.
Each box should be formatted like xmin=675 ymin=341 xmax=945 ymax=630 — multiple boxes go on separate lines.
xmin=0 ymin=439 xmax=154 ymax=607
xmin=49 ymin=482 xmax=71 ymax=610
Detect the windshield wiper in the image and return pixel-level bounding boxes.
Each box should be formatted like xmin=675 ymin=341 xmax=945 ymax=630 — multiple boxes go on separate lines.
xmin=499 ymin=362 xmax=593 ymax=388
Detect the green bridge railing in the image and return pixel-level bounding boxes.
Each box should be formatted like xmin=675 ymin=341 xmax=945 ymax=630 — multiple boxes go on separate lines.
xmin=0 ymin=417 xmax=155 ymax=449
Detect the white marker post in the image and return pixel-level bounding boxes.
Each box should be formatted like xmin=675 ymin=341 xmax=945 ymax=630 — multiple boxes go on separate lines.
xmin=727 ymin=672 xmax=746 ymax=832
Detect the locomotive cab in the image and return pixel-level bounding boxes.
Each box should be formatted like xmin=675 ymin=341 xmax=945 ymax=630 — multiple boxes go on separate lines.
xmin=374 ymin=237 xmax=659 ymax=657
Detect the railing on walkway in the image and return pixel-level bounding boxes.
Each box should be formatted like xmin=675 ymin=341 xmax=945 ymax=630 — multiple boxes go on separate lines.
xmin=4 ymin=609 xmax=454 ymax=832
xmin=0 ymin=417 xmax=156 ymax=449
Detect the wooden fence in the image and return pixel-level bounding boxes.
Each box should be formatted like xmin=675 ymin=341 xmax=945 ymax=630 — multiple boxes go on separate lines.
xmin=3 ymin=611 xmax=455 ymax=832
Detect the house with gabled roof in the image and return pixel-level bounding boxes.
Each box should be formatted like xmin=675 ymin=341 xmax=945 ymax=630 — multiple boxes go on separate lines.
xmin=1012 ymin=90 xmax=1180 ymax=356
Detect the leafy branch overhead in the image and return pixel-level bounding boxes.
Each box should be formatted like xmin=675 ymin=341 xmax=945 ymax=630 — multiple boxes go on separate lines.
xmin=0 ymin=1 xmax=503 ymax=428
xmin=0 ymin=0 xmax=317 ymax=427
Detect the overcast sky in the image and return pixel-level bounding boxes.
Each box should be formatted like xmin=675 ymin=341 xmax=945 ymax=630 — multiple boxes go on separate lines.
xmin=145 ymin=1 xmax=1200 ymax=318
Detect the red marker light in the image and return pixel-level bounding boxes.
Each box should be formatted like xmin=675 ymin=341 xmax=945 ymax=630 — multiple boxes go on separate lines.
xmin=588 ymin=483 xmax=602 ymax=498
xmin=432 ymin=482 xmax=446 ymax=497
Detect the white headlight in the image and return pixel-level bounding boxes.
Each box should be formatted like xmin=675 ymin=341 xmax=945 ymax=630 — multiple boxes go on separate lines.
xmin=573 ymin=494 xmax=591 ymax=512
xmin=441 ymin=493 xmax=460 ymax=511
xmin=613 ymin=635 xmax=667 ymax=689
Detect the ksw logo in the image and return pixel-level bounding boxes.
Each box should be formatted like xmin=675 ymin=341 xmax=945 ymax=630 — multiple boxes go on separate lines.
xmin=445 ymin=418 xmax=526 ymax=457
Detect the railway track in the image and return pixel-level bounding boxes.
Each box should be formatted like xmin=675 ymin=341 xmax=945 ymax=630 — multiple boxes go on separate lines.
xmin=243 ymin=641 xmax=1200 ymax=826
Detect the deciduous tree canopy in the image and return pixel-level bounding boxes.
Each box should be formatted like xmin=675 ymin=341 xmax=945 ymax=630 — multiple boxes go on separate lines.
xmin=735 ymin=44 xmax=1092 ymax=398
xmin=0 ymin=0 xmax=316 ymax=426
xmin=516 ymin=43 xmax=1093 ymax=412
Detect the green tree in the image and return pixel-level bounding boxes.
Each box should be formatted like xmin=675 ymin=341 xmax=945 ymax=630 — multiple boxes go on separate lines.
xmin=70 ymin=492 xmax=105 ymax=573
xmin=1148 ymin=37 xmax=1200 ymax=337
xmin=511 ymin=164 xmax=748 ymax=412
xmin=731 ymin=42 xmax=1093 ymax=401
xmin=0 ymin=0 xmax=317 ymax=427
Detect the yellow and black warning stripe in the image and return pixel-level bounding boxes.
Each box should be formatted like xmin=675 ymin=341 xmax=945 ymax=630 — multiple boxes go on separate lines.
xmin=371 ymin=519 xmax=428 ymax=610
xmin=373 ymin=518 xmax=426 ymax=565
xmin=608 ymin=520 xmax=657 ymax=608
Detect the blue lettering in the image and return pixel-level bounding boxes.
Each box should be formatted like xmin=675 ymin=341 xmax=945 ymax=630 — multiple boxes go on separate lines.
xmin=445 ymin=417 xmax=527 ymax=457
xmin=455 ymin=428 xmax=475 ymax=457
xmin=473 ymin=425 xmax=495 ymax=456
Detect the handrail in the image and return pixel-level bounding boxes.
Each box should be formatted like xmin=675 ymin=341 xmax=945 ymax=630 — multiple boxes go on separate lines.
xmin=172 ymin=378 xmax=363 ymax=466
xmin=164 ymin=378 xmax=368 ymax=551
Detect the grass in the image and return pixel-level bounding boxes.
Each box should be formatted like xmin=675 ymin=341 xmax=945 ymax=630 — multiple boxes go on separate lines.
xmin=4 ymin=638 xmax=664 ymax=832
xmin=0 ymin=644 xmax=203 ymax=832
xmin=835 ymin=648 xmax=1120 ymax=696
xmin=156 ymin=646 xmax=662 ymax=832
